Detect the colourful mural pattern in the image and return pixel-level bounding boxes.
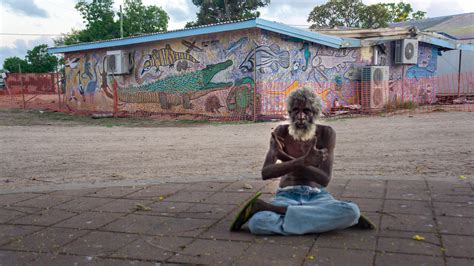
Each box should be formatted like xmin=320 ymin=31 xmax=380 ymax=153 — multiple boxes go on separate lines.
xmin=64 ymin=28 xmax=440 ymax=118
xmin=64 ymin=29 xmax=262 ymax=117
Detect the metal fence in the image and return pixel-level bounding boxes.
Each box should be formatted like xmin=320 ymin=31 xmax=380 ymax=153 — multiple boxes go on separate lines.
xmin=0 ymin=73 xmax=63 ymax=111
xmin=0 ymin=72 xmax=472 ymax=120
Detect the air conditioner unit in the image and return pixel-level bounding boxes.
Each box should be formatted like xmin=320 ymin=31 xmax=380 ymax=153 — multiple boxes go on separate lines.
xmin=394 ymin=39 xmax=418 ymax=64
xmin=106 ymin=50 xmax=131 ymax=75
xmin=361 ymin=66 xmax=389 ymax=109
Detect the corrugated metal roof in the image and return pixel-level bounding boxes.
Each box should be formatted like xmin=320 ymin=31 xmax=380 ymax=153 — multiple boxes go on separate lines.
xmin=390 ymin=15 xmax=453 ymax=31
xmin=311 ymin=24 xmax=474 ymax=51
xmin=310 ymin=26 xmax=417 ymax=38
xmin=48 ymin=18 xmax=360 ymax=54
xmin=390 ymin=12 xmax=474 ymax=40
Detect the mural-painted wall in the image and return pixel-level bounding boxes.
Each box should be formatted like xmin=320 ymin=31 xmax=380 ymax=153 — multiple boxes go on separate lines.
xmin=64 ymin=29 xmax=260 ymax=118
xmin=380 ymin=42 xmax=438 ymax=104
xmin=64 ymin=28 xmax=440 ymax=119
xmin=256 ymin=30 xmax=369 ymax=114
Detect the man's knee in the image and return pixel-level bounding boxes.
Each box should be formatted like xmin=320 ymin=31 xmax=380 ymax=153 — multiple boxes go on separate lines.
xmin=248 ymin=211 xmax=281 ymax=235
xmin=345 ymin=202 xmax=361 ymax=224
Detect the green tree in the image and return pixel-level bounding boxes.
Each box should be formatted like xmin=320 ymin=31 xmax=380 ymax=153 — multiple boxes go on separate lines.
xmin=3 ymin=57 xmax=29 ymax=73
xmin=75 ymin=0 xmax=119 ymax=42
xmin=411 ymin=10 xmax=427 ymax=21
xmin=359 ymin=3 xmax=391 ymax=29
xmin=56 ymin=0 xmax=169 ymax=45
xmin=55 ymin=29 xmax=82 ymax=46
xmin=307 ymin=0 xmax=364 ymax=29
xmin=383 ymin=2 xmax=412 ymax=22
xmin=25 ymin=44 xmax=58 ymax=73
xmin=122 ymin=0 xmax=169 ymax=36
xmin=186 ymin=0 xmax=270 ymax=28
xmin=2 ymin=45 xmax=58 ymax=73
xmin=308 ymin=0 xmax=427 ymax=29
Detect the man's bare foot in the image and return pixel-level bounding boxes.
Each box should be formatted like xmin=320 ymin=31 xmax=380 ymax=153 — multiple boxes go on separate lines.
xmin=252 ymin=199 xmax=287 ymax=215
xmin=230 ymin=193 xmax=289 ymax=231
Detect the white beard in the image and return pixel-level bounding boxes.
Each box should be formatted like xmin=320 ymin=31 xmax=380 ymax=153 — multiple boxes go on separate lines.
xmin=288 ymin=122 xmax=316 ymax=141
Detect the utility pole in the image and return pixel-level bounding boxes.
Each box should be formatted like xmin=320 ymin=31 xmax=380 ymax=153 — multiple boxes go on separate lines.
xmin=120 ymin=5 xmax=124 ymax=38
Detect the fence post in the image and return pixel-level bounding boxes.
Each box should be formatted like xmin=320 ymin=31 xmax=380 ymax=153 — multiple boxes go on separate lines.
xmin=401 ymin=65 xmax=405 ymax=104
xmin=54 ymin=69 xmax=61 ymax=109
xmin=253 ymin=51 xmax=257 ymax=122
xmin=113 ymin=79 xmax=118 ymax=116
xmin=18 ymin=64 xmax=26 ymax=109
xmin=457 ymin=50 xmax=462 ymax=97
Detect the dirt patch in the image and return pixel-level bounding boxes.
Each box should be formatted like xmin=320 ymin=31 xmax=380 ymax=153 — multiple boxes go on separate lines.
xmin=0 ymin=110 xmax=472 ymax=191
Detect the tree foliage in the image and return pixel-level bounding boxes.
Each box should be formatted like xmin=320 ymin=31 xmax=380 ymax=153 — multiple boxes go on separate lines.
xmin=383 ymin=2 xmax=412 ymax=22
xmin=75 ymin=0 xmax=119 ymax=43
xmin=3 ymin=57 xmax=29 ymax=73
xmin=186 ymin=0 xmax=270 ymax=28
xmin=122 ymin=0 xmax=169 ymax=36
xmin=307 ymin=0 xmax=364 ymax=29
xmin=57 ymin=0 xmax=169 ymax=45
xmin=3 ymin=45 xmax=58 ymax=73
xmin=411 ymin=10 xmax=427 ymax=21
xmin=308 ymin=0 xmax=427 ymax=29
xmin=359 ymin=3 xmax=391 ymax=29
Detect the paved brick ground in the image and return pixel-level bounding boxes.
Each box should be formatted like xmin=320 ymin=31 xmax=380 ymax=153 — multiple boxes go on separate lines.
xmin=0 ymin=178 xmax=472 ymax=265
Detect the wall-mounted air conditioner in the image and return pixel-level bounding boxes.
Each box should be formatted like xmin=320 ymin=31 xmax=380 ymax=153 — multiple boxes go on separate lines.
xmin=361 ymin=66 xmax=389 ymax=109
xmin=394 ymin=39 xmax=418 ymax=64
xmin=106 ymin=50 xmax=131 ymax=75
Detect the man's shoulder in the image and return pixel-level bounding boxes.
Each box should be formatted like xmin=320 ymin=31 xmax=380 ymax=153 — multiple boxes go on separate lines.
xmin=317 ymin=124 xmax=335 ymax=132
xmin=317 ymin=124 xmax=336 ymax=138
xmin=273 ymin=124 xmax=289 ymax=136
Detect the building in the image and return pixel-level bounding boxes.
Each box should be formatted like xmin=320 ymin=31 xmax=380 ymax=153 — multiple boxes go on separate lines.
xmin=48 ymin=18 xmax=474 ymax=120
xmin=390 ymin=13 xmax=474 ymax=97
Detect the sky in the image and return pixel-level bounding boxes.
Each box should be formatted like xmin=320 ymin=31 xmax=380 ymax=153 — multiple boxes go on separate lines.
xmin=1 ymin=0 xmax=473 ymax=68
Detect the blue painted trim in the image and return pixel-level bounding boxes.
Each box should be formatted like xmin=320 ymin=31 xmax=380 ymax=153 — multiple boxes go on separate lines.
xmin=48 ymin=18 xmax=363 ymax=54
xmin=48 ymin=19 xmax=258 ymax=54
xmin=255 ymin=18 xmax=360 ymax=48
xmin=419 ymin=35 xmax=456 ymax=49
xmin=48 ymin=17 xmax=464 ymax=54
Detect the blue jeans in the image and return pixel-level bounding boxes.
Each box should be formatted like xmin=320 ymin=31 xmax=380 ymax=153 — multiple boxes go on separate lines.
xmin=248 ymin=185 xmax=360 ymax=235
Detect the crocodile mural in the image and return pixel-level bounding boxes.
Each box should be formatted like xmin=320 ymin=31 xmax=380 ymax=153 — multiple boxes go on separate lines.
xmin=117 ymin=60 xmax=234 ymax=109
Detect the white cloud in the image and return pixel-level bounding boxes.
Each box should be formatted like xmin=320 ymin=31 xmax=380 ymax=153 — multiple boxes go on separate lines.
xmin=0 ymin=36 xmax=55 ymax=68
xmin=3 ymin=0 xmax=49 ymax=18
xmin=0 ymin=0 xmax=472 ymax=69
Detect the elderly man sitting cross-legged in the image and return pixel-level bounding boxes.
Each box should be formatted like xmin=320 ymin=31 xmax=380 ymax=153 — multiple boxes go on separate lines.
xmin=230 ymin=87 xmax=375 ymax=235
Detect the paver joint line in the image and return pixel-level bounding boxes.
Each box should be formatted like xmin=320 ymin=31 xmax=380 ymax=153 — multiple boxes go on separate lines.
xmin=1 ymin=178 xmax=473 ymax=265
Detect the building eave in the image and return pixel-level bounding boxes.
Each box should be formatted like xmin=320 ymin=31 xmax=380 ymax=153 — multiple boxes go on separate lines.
xmin=48 ymin=18 xmax=361 ymax=54
xmin=255 ymin=18 xmax=360 ymax=48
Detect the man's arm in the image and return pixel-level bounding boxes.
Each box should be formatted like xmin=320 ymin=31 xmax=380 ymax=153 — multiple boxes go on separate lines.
xmin=261 ymin=126 xmax=336 ymax=187
xmin=261 ymin=132 xmax=303 ymax=180
xmin=302 ymin=126 xmax=335 ymax=187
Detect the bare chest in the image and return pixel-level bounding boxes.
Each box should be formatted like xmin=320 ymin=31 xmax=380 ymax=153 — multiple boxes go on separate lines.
xmin=283 ymin=137 xmax=318 ymax=158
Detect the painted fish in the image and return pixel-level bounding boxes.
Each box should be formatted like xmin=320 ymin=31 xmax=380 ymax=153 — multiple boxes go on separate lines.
xmin=141 ymin=44 xmax=199 ymax=75
xmin=239 ymin=43 xmax=290 ymax=73
xmin=226 ymin=37 xmax=248 ymax=55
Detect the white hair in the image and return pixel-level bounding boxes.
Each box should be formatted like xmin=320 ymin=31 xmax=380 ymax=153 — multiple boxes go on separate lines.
xmin=286 ymin=87 xmax=322 ymax=116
